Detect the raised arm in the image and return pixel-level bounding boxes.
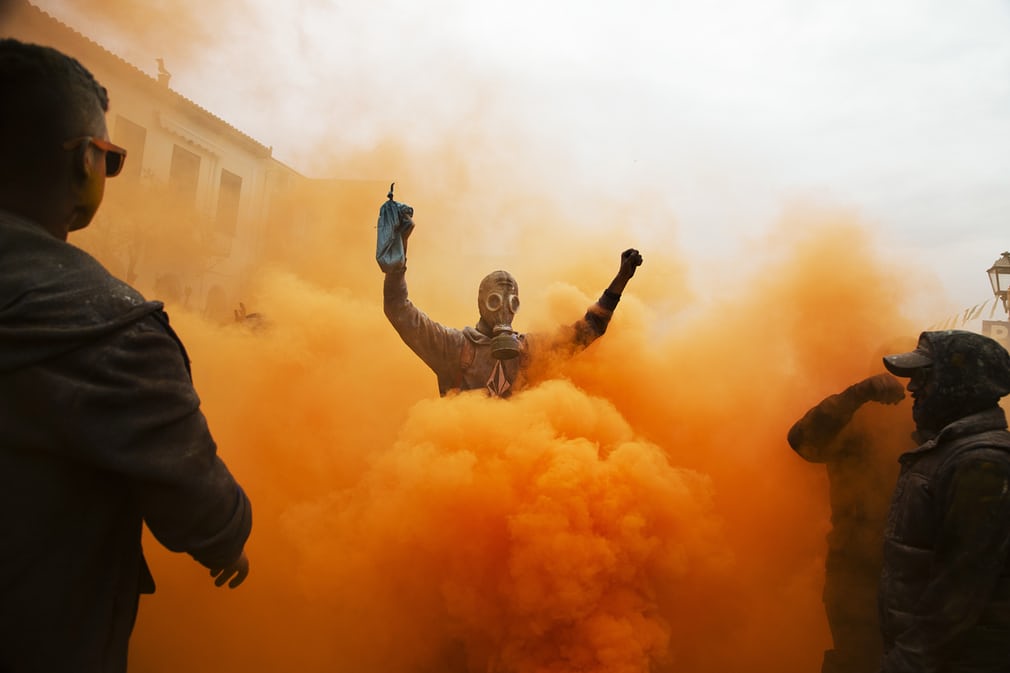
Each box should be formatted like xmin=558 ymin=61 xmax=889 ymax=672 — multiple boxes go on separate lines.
xmin=528 ymin=248 xmax=644 ymax=362
xmin=572 ymin=248 xmax=643 ymax=345
xmin=381 ymin=213 xmax=466 ymax=387
xmin=787 ymin=373 xmax=905 ymax=462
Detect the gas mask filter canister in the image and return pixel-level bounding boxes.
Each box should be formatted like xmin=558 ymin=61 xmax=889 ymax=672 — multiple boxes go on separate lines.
xmin=486 ymin=291 xmax=521 ymax=359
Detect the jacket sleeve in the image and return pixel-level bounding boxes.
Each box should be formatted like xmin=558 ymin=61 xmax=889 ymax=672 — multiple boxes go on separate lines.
xmin=60 ymin=312 xmax=251 ymax=569
xmin=531 ymin=289 xmax=621 ymax=358
xmin=882 ymin=453 xmax=1010 ymax=673
xmin=787 ymin=384 xmax=868 ymax=462
xmin=383 ymin=269 xmax=465 ymax=378
xmin=577 ymin=289 xmax=621 ymax=345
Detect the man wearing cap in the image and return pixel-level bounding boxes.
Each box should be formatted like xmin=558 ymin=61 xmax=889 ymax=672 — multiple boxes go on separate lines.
xmin=381 ymin=205 xmax=643 ymax=398
xmin=878 ymin=330 xmax=1010 ymax=673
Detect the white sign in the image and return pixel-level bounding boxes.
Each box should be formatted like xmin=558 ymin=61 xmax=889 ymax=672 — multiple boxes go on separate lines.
xmin=982 ymin=320 xmax=1010 ymax=348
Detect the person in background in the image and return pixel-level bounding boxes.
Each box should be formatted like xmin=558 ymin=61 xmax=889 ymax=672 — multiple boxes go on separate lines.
xmin=788 ymin=365 xmax=913 ymax=673
xmin=381 ymin=204 xmax=642 ymax=398
xmin=0 ymin=38 xmax=252 ymax=673
xmin=878 ymin=330 xmax=1010 ymax=673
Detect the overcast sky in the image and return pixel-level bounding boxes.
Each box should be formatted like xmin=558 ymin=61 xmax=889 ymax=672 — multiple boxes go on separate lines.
xmin=33 ymin=0 xmax=1010 ymax=317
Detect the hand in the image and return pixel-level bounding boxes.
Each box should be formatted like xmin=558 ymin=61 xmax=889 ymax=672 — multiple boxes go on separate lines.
xmin=860 ymin=372 xmax=906 ymax=405
xmin=210 ymin=551 xmax=249 ymax=589
xmin=398 ymin=206 xmax=414 ymax=249
xmin=618 ymin=248 xmax=643 ymax=279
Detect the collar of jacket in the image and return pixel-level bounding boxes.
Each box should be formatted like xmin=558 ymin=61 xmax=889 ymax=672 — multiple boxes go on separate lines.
xmin=904 ymin=406 xmax=1008 ymax=460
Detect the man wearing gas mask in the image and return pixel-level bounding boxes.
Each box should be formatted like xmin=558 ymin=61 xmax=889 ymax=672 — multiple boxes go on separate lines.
xmin=381 ymin=206 xmax=642 ymax=398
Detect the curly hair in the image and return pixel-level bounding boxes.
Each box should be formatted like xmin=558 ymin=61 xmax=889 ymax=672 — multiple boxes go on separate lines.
xmin=0 ymin=38 xmax=109 ymax=189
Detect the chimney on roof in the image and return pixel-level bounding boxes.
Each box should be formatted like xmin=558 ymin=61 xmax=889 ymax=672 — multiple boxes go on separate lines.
xmin=156 ymin=57 xmax=171 ymax=87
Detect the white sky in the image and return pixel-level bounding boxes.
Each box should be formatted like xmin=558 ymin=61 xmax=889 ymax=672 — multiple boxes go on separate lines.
xmin=34 ymin=0 xmax=1010 ymax=317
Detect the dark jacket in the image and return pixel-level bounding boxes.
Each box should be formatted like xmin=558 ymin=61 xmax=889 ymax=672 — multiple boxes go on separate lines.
xmin=879 ymin=406 xmax=1010 ymax=673
xmin=788 ymin=380 xmax=910 ymax=562
xmin=383 ymin=269 xmax=619 ymax=397
xmin=788 ymin=380 xmax=912 ymax=673
xmin=0 ymin=211 xmax=251 ymax=673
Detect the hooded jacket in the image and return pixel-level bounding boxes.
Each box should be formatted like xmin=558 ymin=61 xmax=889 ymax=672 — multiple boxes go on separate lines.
xmin=879 ymin=406 xmax=1010 ymax=673
xmin=383 ymin=268 xmax=619 ymax=397
xmin=0 ymin=211 xmax=251 ymax=673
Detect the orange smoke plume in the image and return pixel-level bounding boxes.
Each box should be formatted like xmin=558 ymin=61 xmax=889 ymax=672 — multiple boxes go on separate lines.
xmin=60 ymin=149 xmax=922 ymax=673
xmin=10 ymin=6 xmax=928 ymax=667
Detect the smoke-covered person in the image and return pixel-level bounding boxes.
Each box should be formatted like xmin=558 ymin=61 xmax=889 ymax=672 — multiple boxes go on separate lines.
xmin=878 ymin=330 xmax=1010 ymax=673
xmin=380 ymin=203 xmax=642 ymax=397
xmin=787 ymin=369 xmax=913 ymax=673
xmin=0 ymin=39 xmax=252 ymax=672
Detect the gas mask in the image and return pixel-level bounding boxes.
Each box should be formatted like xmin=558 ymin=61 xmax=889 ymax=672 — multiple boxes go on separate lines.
xmin=477 ymin=270 xmax=521 ymax=360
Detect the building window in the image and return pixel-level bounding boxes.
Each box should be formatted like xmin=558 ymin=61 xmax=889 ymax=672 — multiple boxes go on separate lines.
xmin=169 ymin=144 xmax=201 ymax=205
xmin=114 ymin=116 xmax=146 ymax=179
xmin=216 ymin=170 xmax=242 ymax=236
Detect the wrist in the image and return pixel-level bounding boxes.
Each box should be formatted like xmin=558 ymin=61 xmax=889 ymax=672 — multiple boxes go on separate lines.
xmin=843 ymin=381 xmax=872 ymax=406
xmin=600 ymin=289 xmax=621 ymax=311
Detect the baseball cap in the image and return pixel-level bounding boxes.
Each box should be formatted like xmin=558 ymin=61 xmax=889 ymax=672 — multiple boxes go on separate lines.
xmin=883 ymin=335 xmax=933 ymax=377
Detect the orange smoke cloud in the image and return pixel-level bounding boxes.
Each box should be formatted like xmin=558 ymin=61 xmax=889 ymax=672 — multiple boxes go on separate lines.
xmin=282 ymin=381 xmax=727 ymax=672
xmin=15 ymin=5 xmax=927 ymax=667
xmin=58 ymin=144 xmax=924 ymax=673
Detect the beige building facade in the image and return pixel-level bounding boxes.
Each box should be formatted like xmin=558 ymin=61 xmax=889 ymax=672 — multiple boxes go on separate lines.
xmin=1 ymin=0 xmax=303 ymax=320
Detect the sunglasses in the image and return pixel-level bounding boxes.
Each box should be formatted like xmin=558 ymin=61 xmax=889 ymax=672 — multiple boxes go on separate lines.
xmin=62 ymin=136 xmax=128 ymax=177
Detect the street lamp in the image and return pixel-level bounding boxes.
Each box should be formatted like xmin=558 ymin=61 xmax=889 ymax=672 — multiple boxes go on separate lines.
xmin=987 ymin=251 xmax=1010 ymax=315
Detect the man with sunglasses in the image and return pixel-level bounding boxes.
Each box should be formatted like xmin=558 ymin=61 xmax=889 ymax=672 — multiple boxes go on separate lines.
xmin=879 ymin=330 xmax=1010 ymax=673
xmin=0 ymin=39 xmax=252 ymax=672
xmin=382 ymin=205 xmax=642 ymax=398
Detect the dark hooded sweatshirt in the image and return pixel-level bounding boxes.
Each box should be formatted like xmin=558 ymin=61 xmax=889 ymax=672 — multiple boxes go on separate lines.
xmin=0 ymin=211 xmax=251 ymax=673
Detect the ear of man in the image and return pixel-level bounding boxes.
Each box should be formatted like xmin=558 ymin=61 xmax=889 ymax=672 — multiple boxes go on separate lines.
xmin=70 ymin=139 xmax=94 ymax=178
xmin=65 ymin=136 xmax=107 ymax=235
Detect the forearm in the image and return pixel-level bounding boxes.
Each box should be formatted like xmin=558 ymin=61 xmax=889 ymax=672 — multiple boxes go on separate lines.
xmin=787 ymin=385 xmax=866 ymax=454
xmin=163 ymin=478 xmax=252 ymax=569
xmin=572 ymin=288 xmax=620 ymax=346
xmin=590 ymin=248 xmax=640 ymax=334
xmin=606 ymin=271 xmax=633 ymax=297
xmin=131 ymin=399 xmax=251 ymax=566
xmin=383 ymin=268 xmax=409 ymax=319
xmin=141 ymin=449 xmax=252 ymax=568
